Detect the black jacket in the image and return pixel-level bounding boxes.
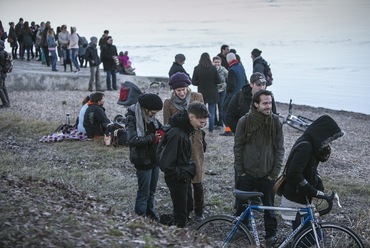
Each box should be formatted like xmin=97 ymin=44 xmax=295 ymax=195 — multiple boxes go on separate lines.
xmin=84 ymin=44 xmax=101 ymax=67
xmin=126 ymin=106 xmax=162 ymax=169
xmin=168 ymin=62 xmax=189 ymax=77
xmin=283 ymin=115 xmax=344 ymax=204
xmin=225 ymin=84 xmax=277 ymax=133
xmin=157 ymin=111 xmax=196 ymax=180
xmin=192 ymin=65 xmax=221 ymax=104
xmin=100 ymin=44 xmax=117 ymax=71
xmin=253 ymin=56 xmax=268 ymax=74
xmin=83 ymin=104 xmax=110 ymax=138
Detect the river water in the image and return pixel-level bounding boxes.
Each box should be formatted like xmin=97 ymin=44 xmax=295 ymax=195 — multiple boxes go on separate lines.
xmin=1 ymin=0 xmax=370 ymax=114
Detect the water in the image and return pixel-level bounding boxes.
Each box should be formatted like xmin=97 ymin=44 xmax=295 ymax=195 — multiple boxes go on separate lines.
xmin=1 ymin=0 xmax=370 ymax=114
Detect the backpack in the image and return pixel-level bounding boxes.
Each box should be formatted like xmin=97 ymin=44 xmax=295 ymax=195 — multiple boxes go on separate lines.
xmin=264 ymin=63 xmax=273 ymax=86
xmin=0 ymin=51 xmax=13 ymax=73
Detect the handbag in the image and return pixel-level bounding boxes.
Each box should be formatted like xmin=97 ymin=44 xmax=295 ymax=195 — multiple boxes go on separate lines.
xmin=273 ymin=174 xmax=286 ymax=196
xmin=273 ymin=140 xmax=310 ymax=196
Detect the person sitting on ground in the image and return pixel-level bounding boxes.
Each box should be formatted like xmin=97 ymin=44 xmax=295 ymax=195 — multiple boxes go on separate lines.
xmin=83 ymin=92 xmax=112 ymax=138
xmin=168 ymin=53 xmax=189 ymax=77
xmin=226 ymin=72 xmax=277 ymax=134
xmin=121 ymin=51 xmax=135 ymax=75
xmin=77 ymin=94 xmax=92 ymax=133
xmin=125 ymin=93 xmax=164 ymax=221
xmin=117 ymin=51 xmax=126 ymax=74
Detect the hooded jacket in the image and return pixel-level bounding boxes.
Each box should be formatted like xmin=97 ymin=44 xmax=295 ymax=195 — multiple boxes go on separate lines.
xmin=85 ymin=43 xmax=101 ymax=67
xmin=157 ymin=111 xmax=196 ymax=180
xmin=283 ymin=115 xmax=344 ymax=204
xmin=83 ymin=103 xmax=110 ymax=138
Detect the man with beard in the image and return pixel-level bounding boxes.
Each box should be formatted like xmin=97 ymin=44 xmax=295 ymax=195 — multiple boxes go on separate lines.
xmin=233 ymin=89 xmax=284 ymax=247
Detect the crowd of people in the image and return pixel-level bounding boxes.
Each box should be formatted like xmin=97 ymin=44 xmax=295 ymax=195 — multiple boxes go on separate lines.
xmin=2 ymin=19 xmax=345 ymax=246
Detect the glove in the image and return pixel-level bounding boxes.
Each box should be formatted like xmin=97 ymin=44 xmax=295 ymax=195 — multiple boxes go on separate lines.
xmin=155 ymin=130 xmax=165 ymax=144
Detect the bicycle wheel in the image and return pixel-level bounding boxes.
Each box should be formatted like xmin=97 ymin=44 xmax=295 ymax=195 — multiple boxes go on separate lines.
xmin=286 ymin=117 xmax=308 ymax=132
xmin=194 ymin=215 xmax=255 ymax=247
xmin=292 ymin=222 xmax=364 ymax=248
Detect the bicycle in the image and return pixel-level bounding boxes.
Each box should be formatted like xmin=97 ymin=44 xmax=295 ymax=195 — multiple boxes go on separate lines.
xmin=280 ymin=99 xmax=313 ymax=132
xmin=195 ymin=189 xmax=364 ymax=247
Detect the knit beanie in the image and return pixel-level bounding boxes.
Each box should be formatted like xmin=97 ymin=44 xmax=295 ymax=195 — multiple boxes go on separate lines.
xmin=138 ymin=93 xmax=163 ymax=110
xmin=168 ymin=72 xmax=192 ymax=90
xmin=226 ymin=52 xmax=236 ymax=63
xmin=251 ymin=48 xmax=262 ymax=58
xmin=90 ymin=36 xmax=98 ymax=43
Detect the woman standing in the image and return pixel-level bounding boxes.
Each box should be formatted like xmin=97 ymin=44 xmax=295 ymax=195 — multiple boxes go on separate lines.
xmin=20 ymin=21 xmax=33 ymax=61
xmin=8 ymin=22 xmax=18 ymax=59
xmin=47 ymin=28 xmax=58 ymax=71
xmin=126 ymin=93 xmax=164 ymax=221
xmin=163 ymin=72 xmax=206 ymax=221
xmin=69 ymin=26 xmax=80 ymax=73
xmin=192 ymin=52 xmax=221 ymax=133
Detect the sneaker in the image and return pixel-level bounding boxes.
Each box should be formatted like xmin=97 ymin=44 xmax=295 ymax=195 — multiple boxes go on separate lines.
xmin=219 ymin=131 xmax=234 ymax=136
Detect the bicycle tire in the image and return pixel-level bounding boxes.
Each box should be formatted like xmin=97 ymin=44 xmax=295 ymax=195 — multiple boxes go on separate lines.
xmin=286 ymin=119 xmax=309 ymax=132
xmin=194 ymin=215 xmax=255 ymax=247
xmin=292 ymin=222 xmax=364 ymax=248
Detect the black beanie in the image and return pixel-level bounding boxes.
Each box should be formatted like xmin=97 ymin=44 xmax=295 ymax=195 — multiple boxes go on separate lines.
xmin=251 ymin=48 xmax=262 ymax=58
xmin=138 ymin=93 xmax=163 ymax=110
xmin=168 ymin=72 xmax=192 ymax=90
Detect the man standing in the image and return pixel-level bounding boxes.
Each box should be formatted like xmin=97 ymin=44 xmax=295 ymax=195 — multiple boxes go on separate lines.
xmin=226 ymin=72 xmax=277 ymax=134
xmin=233 ymin=90 xmax=284 ymax=247
xmin=217 ymin=44 xmax=229 ymax=70
xmin=98 ymin=30 xmax=109 ymax=48
xmin=85 ymin=36 xmax=102 ymax=91
xmin=168 ymin=53 xmax=189 ymax=77
xmin=220 ymin=52 xmax=248 ymax=136
xmin=0 ymin=40 xmax=10 ymax=108
xmin=100 ymin=36 xmax=118 ymax=90
xmin=251 ymin=48 xmax=273 ymax=86
xmin=158 ymin=101 xmax=209 ymax=228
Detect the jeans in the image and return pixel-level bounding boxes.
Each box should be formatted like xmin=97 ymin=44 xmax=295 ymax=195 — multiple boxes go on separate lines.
xmin=207 ymin=102 xmax=216 ymax=132
xmin=216 ymin=91 xmax=226 ymax=126
xmin=70 ymin=48 xmax=80 ymax=71
xmin=135 ymin=167 xmax=159 ymax=218
xmin=42 ymin=46 xmax=50 ymax=66
xmin=165 ymin=173 xmax=193 ymax=227
xmin=236 ymin=173 xmax=277 ymax=238
xmin=49 ymin=49 xmax=57 ymax=70
xmin=106 ymin=69 xmax=117 ymax=90
xmin=89 ymin=66 xmax=101 ymax=91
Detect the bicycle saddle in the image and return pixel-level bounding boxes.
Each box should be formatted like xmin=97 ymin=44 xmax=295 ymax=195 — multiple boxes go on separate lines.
xmin=234 ymin=189 xmax=264 ymax=201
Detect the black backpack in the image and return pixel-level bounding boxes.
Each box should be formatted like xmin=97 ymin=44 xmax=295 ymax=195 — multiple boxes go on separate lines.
xmin=263 ymin=63 xmax=273 ymax=86
xmin=0 ymin=51 xmax=13 ymax=73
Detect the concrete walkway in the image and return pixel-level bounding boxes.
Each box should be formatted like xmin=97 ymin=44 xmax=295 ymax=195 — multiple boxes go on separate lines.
xmin=6 ymin=59 xmax=169 ymax=91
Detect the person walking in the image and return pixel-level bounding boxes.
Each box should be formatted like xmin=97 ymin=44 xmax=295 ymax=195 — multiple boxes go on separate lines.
xmin=84 ymin=36 xmax=102 ymax=91
xmin=100 ymin=36 xmax=118 ymax=90
xmin=192 ymin=52 xmax=221 ymax=133
xmin=233 ymin=89 xmax=284 ymax=247
xmin=163 ymin=72 xmax=206 ymax=221
xmin=220 ymin=52 xmax=248 ymax=136
xmin=126 ymin=93 xmax=164 ymax=221
xmin=158 ymin=101 xmax=210 ymax=228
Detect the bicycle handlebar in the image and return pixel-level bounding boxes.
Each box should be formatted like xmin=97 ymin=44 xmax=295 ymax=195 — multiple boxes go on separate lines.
xmin=317 ymin=191 xmax=340 ymax=216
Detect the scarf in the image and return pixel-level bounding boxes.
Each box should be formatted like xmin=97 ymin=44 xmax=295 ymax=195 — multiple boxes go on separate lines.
xmin=244 ymin=106 xmax=275 ymax=143
xmin=170 ymin=89 xmax=191 ymax=111
xmin=134 ymin=102 xmax=159 ymax=137
xmin=228 ymin=59 xmax=239 ymax=68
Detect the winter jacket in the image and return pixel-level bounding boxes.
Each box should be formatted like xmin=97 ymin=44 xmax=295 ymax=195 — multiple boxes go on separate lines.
xmin=84 ymin=43 xmax=101 ymax=67
xmin=234 ymin=112 xmax=284 ymax=180
xmin=168 ymin=62 xmax=189 ymax=77
xmin=217 ymin=53 xmax=228 ymax=70
xmin=126 ymin=106 xmax=163 ymax=169
xmin=283 ymin=115 xmax=344 ymax=204
xmin=100 ymin=44 xmax=118 ymax=71
xmin=83 ymin=104 xmax=111 ymax=138
xmin=21 ymin=27 xmax=33 ymax=47
xmin=226 ymin=84 xmax=277 ymax=133
xmin=192 ymin=65 xmax=221 ymax=104
xmin=253 ymin=56 xmax=268 ymax=75
xmin=163 ymin=91 xmax=205 ymax=183
xmin=47 ymin=35 xmax=57 ymax=49
xmin=157 ymin=111 xmax=196 ymax=180
xmin=226 ymin=61 xmax=248 ymax=95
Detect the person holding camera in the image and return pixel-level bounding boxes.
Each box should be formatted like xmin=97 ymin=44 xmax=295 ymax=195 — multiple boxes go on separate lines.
xmin=125 ymin=93 xmax=164 ymax=221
